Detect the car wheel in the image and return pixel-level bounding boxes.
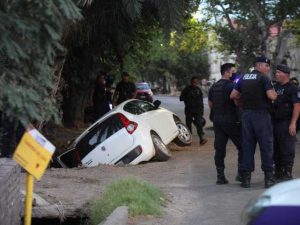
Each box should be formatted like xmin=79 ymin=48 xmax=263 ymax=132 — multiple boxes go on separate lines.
xmin=151 ymin=133 xmax=171 ymax=161
xmin=173 ymin=122 xmax=192 ymax=146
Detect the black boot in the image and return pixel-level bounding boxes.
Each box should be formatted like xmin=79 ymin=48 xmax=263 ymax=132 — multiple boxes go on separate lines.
xmin=282 ymin=166 xmax=293 ymax=181
xmin=216 ymin=168 xmax=228 ymax=185
xmin=274 ymin=166 xmax=284 ymax=181
xmin=235 ymin=170 xmax=242 ymax=182
xmin=241 ymin=171 xmax=251 ymax=188
xmin=264 ymin=171 xmax=276 ymax=188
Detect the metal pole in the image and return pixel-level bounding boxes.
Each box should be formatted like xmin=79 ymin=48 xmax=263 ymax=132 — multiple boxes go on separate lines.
xmin=24 ymin=173 xmax=34 ymax=225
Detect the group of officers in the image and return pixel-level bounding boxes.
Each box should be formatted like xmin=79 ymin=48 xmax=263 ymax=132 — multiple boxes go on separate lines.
xmin=208 ymin=56 xmax=300 ymax=188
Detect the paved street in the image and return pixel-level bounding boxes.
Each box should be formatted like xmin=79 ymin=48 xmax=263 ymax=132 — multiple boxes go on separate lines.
xmin=129 ymin=95 xmax=300 ymax=225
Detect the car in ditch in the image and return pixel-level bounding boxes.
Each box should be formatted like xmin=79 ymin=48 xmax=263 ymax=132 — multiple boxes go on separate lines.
xmin=241 ymin=179 xmax=300 ymax=225
xmin=56 ymin=99 xmax=192 ymax=168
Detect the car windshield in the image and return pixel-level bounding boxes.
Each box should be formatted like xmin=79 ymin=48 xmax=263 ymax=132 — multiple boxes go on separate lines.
xmin=136 ymin=83 xmax=150 ymax=90
xmin=123 ymin=100 xmax=156 ymax=115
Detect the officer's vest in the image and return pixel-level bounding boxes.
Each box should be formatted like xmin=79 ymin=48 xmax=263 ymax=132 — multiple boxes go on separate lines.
xmin=211 ymin=79 xmax=237 ymax=115
xmin=273 ymin=83 xmax=293 ymax=121
xmin=183 ymin=86 xmax=203 ymax=109
xmin=240 ymin=71 xmax=270 ymax=110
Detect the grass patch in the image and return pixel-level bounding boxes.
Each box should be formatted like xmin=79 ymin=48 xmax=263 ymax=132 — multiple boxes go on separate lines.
xmin=89 ymin=177 xmax=165 ymax=225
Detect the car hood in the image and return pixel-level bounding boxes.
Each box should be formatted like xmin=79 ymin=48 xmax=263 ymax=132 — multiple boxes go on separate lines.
xmin=260 ymin=179 xmax=300 ymax=206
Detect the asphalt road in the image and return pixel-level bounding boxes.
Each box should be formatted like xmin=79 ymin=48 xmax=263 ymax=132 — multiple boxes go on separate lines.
xmin=130 ymin=95 xmax=300 ymax=225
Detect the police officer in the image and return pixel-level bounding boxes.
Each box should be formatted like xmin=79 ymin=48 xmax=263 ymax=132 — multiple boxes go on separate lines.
xmin=113 ymin=72 xmax=136 ymax=106
xmin=272 ymin=64 xmax=300 ymax=181
xmin=208 ymin=63 xmax=243 ymax=185
xmin=180 ymin=76 xmax=207 ymax=145
xmin=92 ymin=73 xmax=112 ymax=121
xmin=230 ymin=56 xmax=277 ymax=188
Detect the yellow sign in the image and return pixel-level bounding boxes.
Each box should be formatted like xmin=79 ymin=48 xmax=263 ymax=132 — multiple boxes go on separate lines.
xmin=13 ymin=129 xmax=55 ymax=180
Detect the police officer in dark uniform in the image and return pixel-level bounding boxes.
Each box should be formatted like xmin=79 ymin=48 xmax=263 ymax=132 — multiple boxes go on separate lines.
xmin=272 ymin=64 xmax=300 ymax=181
xmin=92 ymin=73 xmax=112 ymax=121
xmin=180 ymin=76 xmax=207 ymax=145
xmin=208 ymin=63 xmax=243 ymax=185
xmin=230 ymin=56 xmax=277 ymax=188
xmin=113 ymin=72 xmax=136 ymax=106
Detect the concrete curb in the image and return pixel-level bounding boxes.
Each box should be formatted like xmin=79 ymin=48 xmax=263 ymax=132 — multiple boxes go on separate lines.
xmin=99 ymin=206 xmax=128 ymax=225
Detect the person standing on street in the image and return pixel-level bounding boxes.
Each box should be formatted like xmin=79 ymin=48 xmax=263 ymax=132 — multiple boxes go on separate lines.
xmin=272 ymin=64 xmax=300 ymax=181
xmin=180 ymin=76 xmax=207 ymax=145
xmin=92 ymin=72 xmax=112 ymax=121
xmin=113 ymin=72 xmax=136 ymax=106
xmin=208 ymin=63 xmax=243 ymax=185
xmin=230 ymin=56 xmax=277 ymax=188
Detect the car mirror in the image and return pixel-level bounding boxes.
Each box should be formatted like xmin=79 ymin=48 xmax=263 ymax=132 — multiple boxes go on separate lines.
xmin=153 ymin=100 xmax=161 ymax=109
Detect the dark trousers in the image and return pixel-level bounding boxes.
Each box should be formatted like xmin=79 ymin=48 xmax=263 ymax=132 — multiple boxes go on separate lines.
xmin=273 ymin=120 xmax=296 ymax=167
xmin=213 ymin=116 xmax=242 ymax=170
xmin=185 ymin=108 xmax=204 ymax=140
xmin=241 ymin=110 xmax=274 ymax=172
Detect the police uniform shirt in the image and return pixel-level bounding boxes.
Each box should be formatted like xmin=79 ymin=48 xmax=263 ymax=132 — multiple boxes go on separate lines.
xmin=115 ymin=81 xmax=136 ymax=104
xmin=208 ymin=79 xmax=235 ymax=110
xmin=180 ymin=85 xmax=203 ymax=110
xmin=208 ymin=79 xmax=234 ymax=102
xmin=273 ymin=82 xmax=300 ymax=120
xmin=234 ymin=70 xmax=274 ymax=110
xmin=208 ymin=79 xmax=239 ymax=120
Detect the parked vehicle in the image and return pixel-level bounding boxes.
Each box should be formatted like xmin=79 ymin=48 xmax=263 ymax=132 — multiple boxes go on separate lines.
xmin=135 ymin=82 xmax=153 ymax=102
xmin=56 ymin=99 xmax=192 ymax=168
xmin=241 ymin=179 xmax=300 ymax=225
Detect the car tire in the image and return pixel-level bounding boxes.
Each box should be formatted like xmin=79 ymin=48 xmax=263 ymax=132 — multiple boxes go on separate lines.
xmin=173 ymin=122 xmax=192 ymax=146
xmin=151 ymin=133 xmax=171 ymax=161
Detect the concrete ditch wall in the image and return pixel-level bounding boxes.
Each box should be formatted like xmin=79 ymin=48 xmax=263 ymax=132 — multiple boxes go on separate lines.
xmin=0 ymin=158 xmax=21 ymax=225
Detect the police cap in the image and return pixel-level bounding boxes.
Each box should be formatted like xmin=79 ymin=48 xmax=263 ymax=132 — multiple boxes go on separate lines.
xmin=276 ymin=64 xmax=290 ymax=74
xmin=256 ymin=56 xmax=270 ymax=65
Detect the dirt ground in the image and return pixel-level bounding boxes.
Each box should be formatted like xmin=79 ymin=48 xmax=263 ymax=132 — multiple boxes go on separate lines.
xmin=20 ymin=125 xmax=214 ymax=224
xmin=20 ymin=125 xmax=300 ymax=225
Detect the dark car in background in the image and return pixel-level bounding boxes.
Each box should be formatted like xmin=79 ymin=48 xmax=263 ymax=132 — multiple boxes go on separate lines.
xmin=136 ymin=82 xmax=153 ymax=102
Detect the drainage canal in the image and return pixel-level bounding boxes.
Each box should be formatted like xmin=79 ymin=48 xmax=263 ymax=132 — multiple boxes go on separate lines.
xmin=30 ymin=217 xmax=89 ymax=225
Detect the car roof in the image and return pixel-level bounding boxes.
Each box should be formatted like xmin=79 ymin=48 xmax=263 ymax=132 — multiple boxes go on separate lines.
xmin=261 ymin=179 xmax=300 ymax=206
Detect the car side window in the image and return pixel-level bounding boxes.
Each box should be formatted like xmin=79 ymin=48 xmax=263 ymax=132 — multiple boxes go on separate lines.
xmin=76 ymin=114 xmax=123 ymax=158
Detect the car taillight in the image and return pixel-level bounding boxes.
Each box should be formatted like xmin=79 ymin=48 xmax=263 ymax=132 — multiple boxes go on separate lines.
xmin=118 ymin=113 xmax=138 ymax=134
xmin=74 ymin=151 xmax=81 ymax=164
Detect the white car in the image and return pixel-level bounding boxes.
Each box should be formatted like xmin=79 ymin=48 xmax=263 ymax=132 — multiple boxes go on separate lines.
xmin=56 ymin=99 xmax=192 ymax=168
xmin=241 ymin=179 xmax=300 ymax=225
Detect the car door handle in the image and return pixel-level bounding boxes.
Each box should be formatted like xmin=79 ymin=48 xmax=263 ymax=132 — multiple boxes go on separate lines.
xmin=101 ymin=146 xmax=106 ymax=151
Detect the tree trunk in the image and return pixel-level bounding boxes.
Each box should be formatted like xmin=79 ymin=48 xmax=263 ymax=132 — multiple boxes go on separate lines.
xmin=62 ymin=46 xmax=95 ymax=128
xmin=273 ymin=28 xmax=292 ymax=65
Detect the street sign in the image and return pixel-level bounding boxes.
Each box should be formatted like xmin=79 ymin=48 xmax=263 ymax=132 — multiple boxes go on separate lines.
xmin=13 ymin=128 xmax=55 ymax=180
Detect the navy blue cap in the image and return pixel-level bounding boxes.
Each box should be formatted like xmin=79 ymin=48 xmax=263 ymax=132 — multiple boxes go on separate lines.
xmin=276 ymin=64 xmax=290 ymax=74
xmin=256 ymin=56 xmax=270 ymax=64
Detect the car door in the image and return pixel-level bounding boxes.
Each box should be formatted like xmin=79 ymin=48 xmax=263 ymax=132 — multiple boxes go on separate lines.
xmin=77 ymin=114 xmax=134 ymax=166
xmin=138 ymin=101 xmax=176 ymax=142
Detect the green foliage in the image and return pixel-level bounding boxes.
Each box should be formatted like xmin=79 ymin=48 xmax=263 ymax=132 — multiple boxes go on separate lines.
xmin=172 ymin=18 xmax=209 ymax=53
xmin=123 ymin=17 xmax=209 ymax=87
xmin=89 ymin=177 xmax=165 ymax=225
xmin=286 ymin=19 xmax=300 ymax=46
xmin=204 ymin=0 xmax=300 ymax=70
xmin=0 ymin=1 xmax=81 ymax=125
